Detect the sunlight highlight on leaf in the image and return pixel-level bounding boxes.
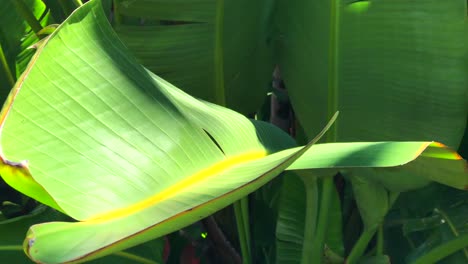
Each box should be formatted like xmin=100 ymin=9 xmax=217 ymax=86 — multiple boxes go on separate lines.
xmin=346 ymin=1 xmax=371 ymax=14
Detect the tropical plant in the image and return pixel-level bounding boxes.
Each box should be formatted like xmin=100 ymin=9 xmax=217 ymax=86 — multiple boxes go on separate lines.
xmin=0 ymin=0 xmax=467 ymax=264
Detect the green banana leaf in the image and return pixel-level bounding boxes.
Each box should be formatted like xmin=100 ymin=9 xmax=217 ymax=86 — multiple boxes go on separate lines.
xmin=0 ymin=206 xmax=166 ymax=264
xmin=113 ymin=0 xmax=275 ymax=114
xmin=275 ymin=1 xmax=468 ymax=259
xmin=0 ymin=0 xmax=56 ymax=228
xmin=278 ymin=0 xmax=467 ymax=146
xmin=0 ymin=1 xmax=466 ymax=263
xmin=0 ymin=0 xmax=52 ymax=101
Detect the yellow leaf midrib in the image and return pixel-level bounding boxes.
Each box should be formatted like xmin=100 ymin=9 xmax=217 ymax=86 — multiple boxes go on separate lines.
xmin=84 ymin=150 xmax=266 ymax=223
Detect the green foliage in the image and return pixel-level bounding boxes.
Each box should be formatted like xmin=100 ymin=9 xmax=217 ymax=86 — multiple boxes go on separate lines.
xmin=0 ymin=0 xmax=467 ymax=263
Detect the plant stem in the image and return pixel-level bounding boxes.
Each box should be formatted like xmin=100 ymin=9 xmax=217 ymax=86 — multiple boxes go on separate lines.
xmin=214 ymin=1 xmax=248 ymax=262
xmin=412 ymin=234 xmax=468 ymax=264
xmin=376 ymin=224 xmax=384 ymax=255
xmin=308 ymin=1 xmax=341 ymax=262
xmin=234 ymin=201 xmax=251 ymax=264
xmin=299 ymin=173 xmax=318 ymax=264
xmin=213 ymin=0 xmax=226 ymax=106
xmin=72 ymin=0 xmax=83 ymax=7
xmin=326 ymin=0 xmax=340 ymax=142
xmin=113 ymin=251 xmax=159 ymax=264
xmin=435 ymin=208 xmax=468 ymax=260
xmin=241 ymin=196 xmax=252 ymax=256
xmin=0 ymin=245 xmax=22 ymax=251
xmin=346 ymin=227 xmax=377 ymax=264
xmin=310 ymin=177 xmax=334 ymax=263
xmin=324 ymin=245 xmax=345 ymax=264
xmin=0 ymin=44 xmax=15 ymax=87
xmin=12 ymin=0 xmax=43 ymax=36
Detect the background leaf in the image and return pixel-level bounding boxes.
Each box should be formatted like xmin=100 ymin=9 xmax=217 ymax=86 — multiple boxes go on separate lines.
xmin=275 ymin=1 xmax=468 ymax=259
xmin=0 ymin=0 xmax=52 ymax=97
xmin=278 ymin=0 xmax=467 ymax=146
xmin=113 ymin=0 xmax=276 ymax=114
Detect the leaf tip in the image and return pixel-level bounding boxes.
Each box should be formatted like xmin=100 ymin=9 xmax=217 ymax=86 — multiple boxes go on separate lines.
xmin=23 ymin=229 xmax=36 ymax=260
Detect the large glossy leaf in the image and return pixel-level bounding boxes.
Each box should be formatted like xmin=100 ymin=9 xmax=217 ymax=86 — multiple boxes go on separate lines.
xmin=0 ymin=1 xmax=466 ymax=263
xmin=275 ymin=1 xmax=468 ymax=256
xmin=113 ymin=0 xmax=275 ymax=114
xmin=0 ymin=206 xmax=166 ymax=264
xmin=0 ymin=0 xmax=56 ymax=234
xmin=278 ymin=0 xmax=467 ymax=146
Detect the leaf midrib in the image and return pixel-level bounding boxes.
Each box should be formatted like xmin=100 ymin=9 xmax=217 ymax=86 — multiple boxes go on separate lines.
xmin=83 ymin=150 xmax=266 ymax=223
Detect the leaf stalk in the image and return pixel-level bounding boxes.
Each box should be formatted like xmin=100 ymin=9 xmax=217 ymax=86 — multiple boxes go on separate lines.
xmin=0 ymin=245 xmax=23 ymax=251
xmin=12 ymin=0 xmax=43 ymax=36
xmin=310 ymin=177 xmax=335 ymax=263
xmin=214 ymin=0 xmax=226 ymax=106
xmin=0 ymin=44 xmax=15 ymax=87
xmin=412 ymin=234 xmax=468 ymax=264
xmin=299 ymin=173 xmax=318 ymax=264
xmin=308 ymin=1 xmax=342 ymax=262
xmin=234 ymin=201 xmax=251 ymax=264
xmin=346 ymin=227 xmax=377 ymax=264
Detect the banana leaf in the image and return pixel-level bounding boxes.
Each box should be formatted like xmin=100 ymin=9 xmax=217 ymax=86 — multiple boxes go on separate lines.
xmin=278 ymin=0 xmax=467 ymax=146
xmin=0 ymin=206 xmax=166 ymax=264
xmin=0 ymin=0 xmax=52 ymax=100
xmin=275 ymin=1 xmax=468 ymax=259
xmin=113 ymin=0 xmax=275 ymax=114
xmin=0 ymin=1 xmax=466 ymax=263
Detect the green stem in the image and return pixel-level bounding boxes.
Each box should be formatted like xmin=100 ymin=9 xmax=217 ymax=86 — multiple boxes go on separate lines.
xmin=12 ymin=0 xmax=43 ymax=36
xmin=346 ymin=228 xmax=377 ymax=264
xmin=113 ymin=251 xmax=159 ymax=264
xmin=213 ymin=0 xmax=226 ymax=106
xmin=376 ymin=224 xmax=384 ymax=255
xmin=72 ymin=0 xmax=83 ymax=7
xmin=435 ymin=208 xmax=468 ymax=260
xmin=299 ymin=173 xmax=319 ymax=264
xmin=241 ymin=197 xmax=252 ymax=257
xmin=406 ymin=235 xmax=416 ymax=249
xmin=349 ymin=194 xmax=399 ymax=260
xmin=214 ymin=1 xmax=247 ymax=262
xmin=324 ymin=245 xmax=345 ymax=264
xmin=412 ymin=234 xmax=468 ymax=264
xmin=0 ymin=245 xmax=22 ymax=251
xmin=326 ymin=0 xmax=340 ymax=142
xmin=262 ymin=247 xmax=271 ymax=264
xmin=308 ymin=0 xmax=342 ymax=260
xmin=310 ymin=177 xmax=335 ymax=263
xmin=310 ymin=1 xmax=341 ymax=259
xmin=234 ymin=201 xmax=251 ymax=264
xmin=0 ymin=44 xmax=15 ymax=87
